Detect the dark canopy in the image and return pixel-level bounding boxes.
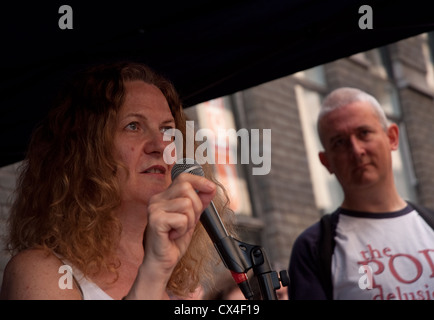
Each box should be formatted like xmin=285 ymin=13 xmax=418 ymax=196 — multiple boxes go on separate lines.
xmin=1 ymin=0 xmax=433 ymax=167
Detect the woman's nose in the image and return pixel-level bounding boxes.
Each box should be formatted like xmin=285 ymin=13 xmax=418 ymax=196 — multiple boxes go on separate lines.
xmin=143 ymin=129 xmax=170 ymax=155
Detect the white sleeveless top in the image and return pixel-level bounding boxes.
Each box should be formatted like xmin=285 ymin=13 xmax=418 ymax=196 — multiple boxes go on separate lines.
xmin=70 ymin=264 xmax=114 ymax=300
xmin=56 ymin=254 xmax=113 ymax=300
xmin=56 ymin=254 xmax=202 ymax=300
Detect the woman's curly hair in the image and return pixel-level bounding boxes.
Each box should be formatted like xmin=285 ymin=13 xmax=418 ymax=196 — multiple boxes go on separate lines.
xmin=6 ymin=62 xmax=235 ymax=298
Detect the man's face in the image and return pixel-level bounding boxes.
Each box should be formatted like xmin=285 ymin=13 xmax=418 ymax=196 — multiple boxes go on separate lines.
xmin=318 ymin=101 xmax=399 ymax=194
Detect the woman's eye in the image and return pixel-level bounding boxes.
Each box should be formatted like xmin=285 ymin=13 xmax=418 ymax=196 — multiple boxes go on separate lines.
xmin=160 ymin=126 xmax=175 ymax=134
xmin=126 ymin=122 xmax=139 ymax=131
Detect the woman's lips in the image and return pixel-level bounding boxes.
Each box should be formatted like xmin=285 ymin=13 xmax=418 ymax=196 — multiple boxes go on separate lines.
xmin=142 ymin=165 xmax=166 ymax=174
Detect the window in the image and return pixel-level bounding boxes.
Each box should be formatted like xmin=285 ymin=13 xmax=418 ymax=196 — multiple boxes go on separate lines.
xmin=184 ymin=97 xmax=253 ymax=217
xmin=295 ymin=83 xmax=343 ymax=214
xmin=295 ymin=66 xmax=343 ymax=214
xmin=421 ymin=32 xmax=434 ymax=90
xmin=371 ymin=47 xmax=418 ymax=202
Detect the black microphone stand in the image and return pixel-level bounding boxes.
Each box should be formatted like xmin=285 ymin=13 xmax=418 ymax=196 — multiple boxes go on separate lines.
xmin=214 ymin=236 xmax=289 ymax=300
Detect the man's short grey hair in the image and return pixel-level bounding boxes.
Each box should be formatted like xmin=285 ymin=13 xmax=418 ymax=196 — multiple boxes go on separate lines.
xmin=317 ymin=87 xmax=389 ymax=136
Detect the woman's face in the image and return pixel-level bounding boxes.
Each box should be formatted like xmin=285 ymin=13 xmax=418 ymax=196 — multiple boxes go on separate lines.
xmin=113 ymin=80 xmax=176 ymax=207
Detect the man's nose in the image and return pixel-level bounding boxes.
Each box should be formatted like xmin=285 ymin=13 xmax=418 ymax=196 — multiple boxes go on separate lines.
xmin=350 ymin=136 xmax=366 ymax=158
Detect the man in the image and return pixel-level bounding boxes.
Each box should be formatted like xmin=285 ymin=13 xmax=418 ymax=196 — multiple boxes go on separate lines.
xmin=288 ymin=87 xmax=434 ymax=300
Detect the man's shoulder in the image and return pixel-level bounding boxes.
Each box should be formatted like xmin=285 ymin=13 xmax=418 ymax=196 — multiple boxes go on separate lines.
xmin=293 ymin=220 xmax=322 ymax=247
xmin=294 ymin=211 xmax=339 ymax=245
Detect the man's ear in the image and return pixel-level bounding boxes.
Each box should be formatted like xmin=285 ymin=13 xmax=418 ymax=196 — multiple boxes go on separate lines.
xmin=387 ymin=123 xmax=400 ymax=151
xmin=319 ymin=151 xmax=333 ymax=174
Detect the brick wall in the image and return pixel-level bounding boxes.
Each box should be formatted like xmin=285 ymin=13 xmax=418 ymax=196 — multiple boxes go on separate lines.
xmin=400 ymin=88 xmax=434 ymax=209
xmin=237 ymin=77 xmax=320 ymax=268
xmin=0 ymin=162 xmax=19 ymax=288
xmin=392 ymin=36 xmax=434 ymax=209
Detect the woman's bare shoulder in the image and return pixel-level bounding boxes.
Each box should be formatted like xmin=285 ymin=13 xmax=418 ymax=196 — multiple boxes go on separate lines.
xmin=0 ymin=248 xmax=82 ymax=300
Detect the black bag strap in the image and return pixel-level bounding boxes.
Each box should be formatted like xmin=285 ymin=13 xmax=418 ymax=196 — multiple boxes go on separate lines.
xmin=407 ymin=201 xmax=434 ymax=230
xmin=318 ymin=212 xmax=338 ymax=300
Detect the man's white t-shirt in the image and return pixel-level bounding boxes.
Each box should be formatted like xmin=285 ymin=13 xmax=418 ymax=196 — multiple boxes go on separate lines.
xmin=332 ymin=206 xmax=434 ymax=300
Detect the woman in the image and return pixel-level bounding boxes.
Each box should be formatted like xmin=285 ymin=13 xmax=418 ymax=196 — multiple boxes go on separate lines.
xmin=0 ymin=62 xmax=235 ymax=299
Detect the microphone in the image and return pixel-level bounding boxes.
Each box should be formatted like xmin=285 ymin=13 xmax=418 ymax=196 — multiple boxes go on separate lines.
xmin=171 ymin=158 xmax=254 ymax=300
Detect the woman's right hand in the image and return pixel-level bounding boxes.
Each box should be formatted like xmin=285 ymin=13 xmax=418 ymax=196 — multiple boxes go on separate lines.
xmin=125 ymin=173 xmax=216 ymax=299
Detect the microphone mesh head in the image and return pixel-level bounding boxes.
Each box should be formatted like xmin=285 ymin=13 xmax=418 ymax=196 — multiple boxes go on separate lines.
xmin=171 ymin=158 xmax=205 ymax=180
